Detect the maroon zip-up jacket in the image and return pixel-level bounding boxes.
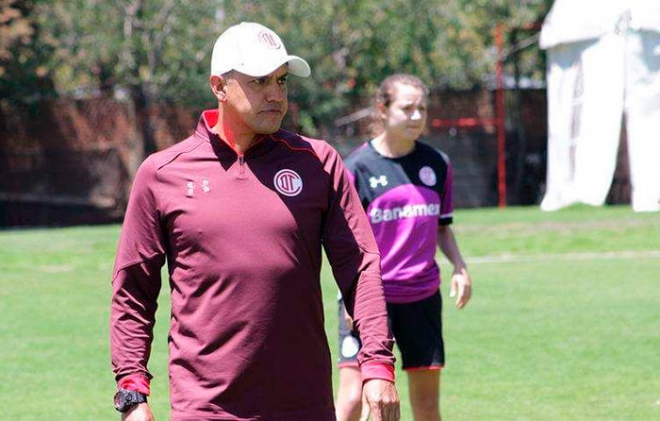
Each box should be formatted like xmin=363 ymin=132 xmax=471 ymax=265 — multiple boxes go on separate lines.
xmin=110 ymin=110 xmax=395 ymax=420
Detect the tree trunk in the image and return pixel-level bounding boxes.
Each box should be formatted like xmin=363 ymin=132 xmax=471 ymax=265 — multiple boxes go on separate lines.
xmin=131 ymin=84 xmax=158 ymax=158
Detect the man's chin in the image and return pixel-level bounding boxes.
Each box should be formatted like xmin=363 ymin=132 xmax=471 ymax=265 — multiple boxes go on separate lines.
xmin=256 ymin=121 xmax=284 ymax=134
xmin=257 ymin=127 xmax=280 ymax=135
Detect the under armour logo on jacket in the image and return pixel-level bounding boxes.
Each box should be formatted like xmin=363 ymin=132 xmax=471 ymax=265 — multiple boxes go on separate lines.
xmin=369 ymin=175 xmax=388 ymax=188
xmin=186 ymin=178 xmax=211 ymax=196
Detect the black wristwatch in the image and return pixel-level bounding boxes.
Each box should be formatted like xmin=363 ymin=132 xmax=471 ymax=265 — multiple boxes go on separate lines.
xmin=113 ymin=388 xmax=148 ymax=413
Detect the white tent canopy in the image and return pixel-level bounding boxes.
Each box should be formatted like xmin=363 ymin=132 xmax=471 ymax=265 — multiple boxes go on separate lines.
xmin=540 ymin=0 xmax=660 ymax=49
xmin=540 ymin=0 xmax=660 ymax=212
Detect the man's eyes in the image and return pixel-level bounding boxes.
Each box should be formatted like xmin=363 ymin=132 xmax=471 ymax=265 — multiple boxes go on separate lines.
xmin=251 ymin=77 xmax=288 ymax=86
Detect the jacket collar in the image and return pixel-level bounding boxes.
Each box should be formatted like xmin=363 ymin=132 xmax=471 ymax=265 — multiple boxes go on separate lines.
xmin=195 ymin=109 xmax=279 ymax=159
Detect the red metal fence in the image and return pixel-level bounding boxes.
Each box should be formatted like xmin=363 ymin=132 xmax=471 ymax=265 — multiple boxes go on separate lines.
xmin=0 ymin=90 xmax=631 ymax=227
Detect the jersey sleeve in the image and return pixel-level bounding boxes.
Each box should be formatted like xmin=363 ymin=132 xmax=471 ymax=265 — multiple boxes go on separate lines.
xmin=110 ymin=157 xmax=166 ymax=388
xmin=439 ymin=157 xmax=454 ymax=225
xmin=319 ymin=146 xmax=396 ymax=381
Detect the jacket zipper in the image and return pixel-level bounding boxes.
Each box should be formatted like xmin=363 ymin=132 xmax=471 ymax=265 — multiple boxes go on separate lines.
xmin=238 ymin=154 xmax=245 ymax=175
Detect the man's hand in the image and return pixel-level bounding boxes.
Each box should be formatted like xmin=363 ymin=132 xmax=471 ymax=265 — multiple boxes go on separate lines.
xmin=121 ymin=403 xmax=154 ymax=421
xmin=363 ymin=379 xmax=400 ymax=421
xmin=449 ymin=267 xmax=472 ymax=309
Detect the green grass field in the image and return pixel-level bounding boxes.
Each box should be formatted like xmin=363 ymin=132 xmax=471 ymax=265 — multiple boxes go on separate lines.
xmin=1 ymin=205 xmax=659 ymax=420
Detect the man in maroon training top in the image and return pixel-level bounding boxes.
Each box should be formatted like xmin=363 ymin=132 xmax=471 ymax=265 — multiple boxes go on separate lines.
xmin=110 ymin=22 xmax=399 ymax=421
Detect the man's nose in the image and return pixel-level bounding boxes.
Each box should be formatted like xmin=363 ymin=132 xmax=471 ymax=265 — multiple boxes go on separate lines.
xmin=266 ymin=84 xmax=286 ymax=102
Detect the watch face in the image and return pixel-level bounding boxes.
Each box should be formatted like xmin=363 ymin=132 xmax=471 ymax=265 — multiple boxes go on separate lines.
xmin=114 ymin=389 xmax=137 ymax=412
xmin=114 ymin=390 xmax=128 ymax=411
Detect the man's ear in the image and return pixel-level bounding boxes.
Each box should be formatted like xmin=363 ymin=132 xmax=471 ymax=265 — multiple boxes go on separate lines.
xmin=209 ymin=75 xmax=227 ymax=102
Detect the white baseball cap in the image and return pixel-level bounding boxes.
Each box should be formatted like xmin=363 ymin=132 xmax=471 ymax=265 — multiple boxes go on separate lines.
xmin=211 ymin=22 xmax=311 ymax=78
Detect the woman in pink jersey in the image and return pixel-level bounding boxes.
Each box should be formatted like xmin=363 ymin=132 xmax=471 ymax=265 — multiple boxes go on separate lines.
xmin=335 ymin=74 xmax=473 ymax=421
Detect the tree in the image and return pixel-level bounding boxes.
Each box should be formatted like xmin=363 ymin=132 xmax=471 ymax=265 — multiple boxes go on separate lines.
xmin=33 ymin=0 xmax=224 ymax=169
xmin=0 ymin=0 xmax=56 ymax=102
xmin=14 ymin=0 xmax=550 ymax=139
xmin=213 ymin=0 xmax=550 ymax=136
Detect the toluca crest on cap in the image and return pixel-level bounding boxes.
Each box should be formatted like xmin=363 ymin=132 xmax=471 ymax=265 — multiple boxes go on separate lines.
xmin=211 ymin=22 xmax=311 ymax=78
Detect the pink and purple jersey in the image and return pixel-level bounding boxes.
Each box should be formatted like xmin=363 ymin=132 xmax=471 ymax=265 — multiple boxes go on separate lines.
xmin=110 ymin=111 xmax=395 ymax=420
xmin=345 ymin=141 xmax=454 ymax=304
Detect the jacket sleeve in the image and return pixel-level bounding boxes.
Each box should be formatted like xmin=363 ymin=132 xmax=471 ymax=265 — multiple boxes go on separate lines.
xmin=110 ymin=157 xmax=166 ymax=388
xmin=320 ymin=146 xmax=396 ymax=382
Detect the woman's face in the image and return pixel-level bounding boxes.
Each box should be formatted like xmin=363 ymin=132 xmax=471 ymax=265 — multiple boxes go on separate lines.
xmin=380 ymin=83 xmax=427 ymax=142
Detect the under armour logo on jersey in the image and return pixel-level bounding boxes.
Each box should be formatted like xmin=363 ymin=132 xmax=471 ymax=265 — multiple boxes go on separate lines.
xmin=186 ymin=178 xmax=211 ymax=197
xmin=369 ymin=175 xmax=388 ymax=188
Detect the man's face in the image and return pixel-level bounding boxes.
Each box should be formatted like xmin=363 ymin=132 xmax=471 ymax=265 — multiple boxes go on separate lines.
xmin=223 ymin=65 xmax=289 ymax=136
